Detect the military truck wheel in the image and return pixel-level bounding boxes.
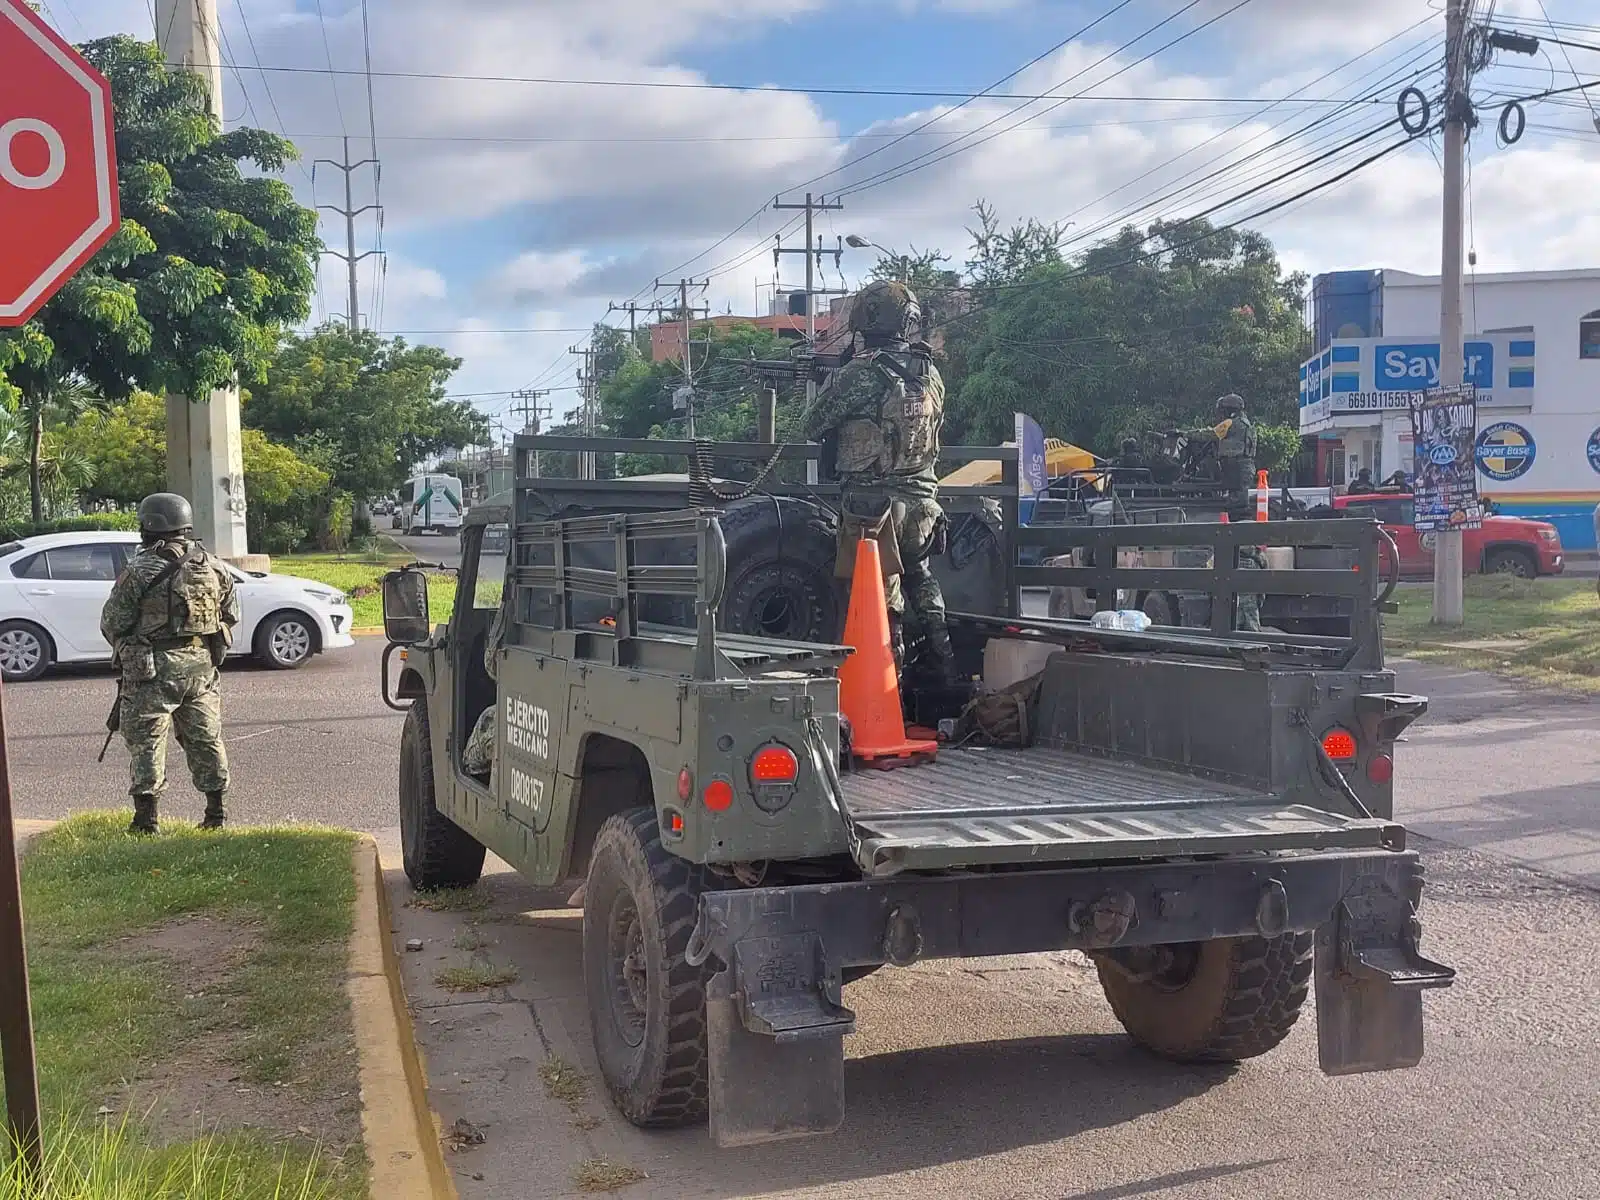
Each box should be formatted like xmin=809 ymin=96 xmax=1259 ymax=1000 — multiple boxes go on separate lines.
xmin=717 ymin=497 xmax=839 ymax=643
xmin=1095 ymin=932 xmax=1313 ymax=1063
xmin=584 ymin=809 xmax=711 ymax=1128
xmin=399 ymin=700 xmax=487 ymax=890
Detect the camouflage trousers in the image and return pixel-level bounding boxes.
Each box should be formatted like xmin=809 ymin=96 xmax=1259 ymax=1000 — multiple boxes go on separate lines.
xmin=1236 ymin=545 xmax=1265 ymax=632
xmin=839 ymin=489 xmax=953 ymax=673
xmin=121 ymin=646 xmax=228 ymax=799
xmin=462 ymin=705 xmax=495 ymax=781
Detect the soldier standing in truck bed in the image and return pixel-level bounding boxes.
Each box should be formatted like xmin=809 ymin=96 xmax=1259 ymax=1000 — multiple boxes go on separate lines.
xmin=1184 ymin=393 xmax=1263 ymax=632
xmin=803 ymin=280 xmax=956 ymax=682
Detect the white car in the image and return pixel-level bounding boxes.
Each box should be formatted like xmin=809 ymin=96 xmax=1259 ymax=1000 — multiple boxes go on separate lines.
xmin=0 ymin=531 xmax=357 ymax=682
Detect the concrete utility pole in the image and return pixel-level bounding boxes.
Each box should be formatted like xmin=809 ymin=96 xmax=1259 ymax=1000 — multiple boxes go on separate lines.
xmin=569 ymin=345 xmax=597 ymax=480
xmin=511 ymin=387 xmax=549 ymax=477
xmin=653 ymin=279 xmax=709 ymax=437
xmin=314 ymin=137 xmax=382 ymax=332
xmin=1433 ymin=0 xmax=1471 ymax=625
xmin=774 ymin=195 xmax=845 ymax=486
xmin=155 ymin=0 xmax=253 ymax=563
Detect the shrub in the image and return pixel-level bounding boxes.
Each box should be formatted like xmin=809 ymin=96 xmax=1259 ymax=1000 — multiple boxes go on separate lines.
xmin=0 ymin=512 xmax=139 ymax=542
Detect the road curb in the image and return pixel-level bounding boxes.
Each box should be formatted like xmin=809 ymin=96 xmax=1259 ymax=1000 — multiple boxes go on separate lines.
xmin=348 ymin=837 xmax=457 ymax=1200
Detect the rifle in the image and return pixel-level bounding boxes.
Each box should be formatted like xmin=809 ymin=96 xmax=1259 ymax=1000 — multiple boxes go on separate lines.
xmin=98 ymin=679 xmax=121 ymax=762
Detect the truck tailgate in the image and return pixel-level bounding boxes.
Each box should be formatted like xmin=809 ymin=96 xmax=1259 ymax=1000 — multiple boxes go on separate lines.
xmin=838 ymin=746 xmax=1401 ymax=873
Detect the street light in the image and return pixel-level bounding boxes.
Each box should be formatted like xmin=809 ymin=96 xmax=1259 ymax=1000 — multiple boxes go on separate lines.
xmin=845 ymin=234 xmax=893 ymax=255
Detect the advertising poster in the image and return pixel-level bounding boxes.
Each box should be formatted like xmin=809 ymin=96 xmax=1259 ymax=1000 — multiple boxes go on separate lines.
xmin=1409 ymin=385 xmax=1482 ymax=532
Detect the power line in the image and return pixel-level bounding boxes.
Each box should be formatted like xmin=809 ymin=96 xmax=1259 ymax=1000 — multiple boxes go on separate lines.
xmin=167 ymin=58 xmax=1408 ymax=106
xmin=310 ymin=0 xmax=349 ymax=135
xmin=834 ymin=0 xmax=1241 ymax=201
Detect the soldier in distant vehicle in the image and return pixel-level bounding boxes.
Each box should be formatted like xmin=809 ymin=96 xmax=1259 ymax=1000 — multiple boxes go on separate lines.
xmin=1347 ymin=467 xmax=1377 ymax=495
xmin=1184 ymin=393 xmax=1263 ymax=631
xmin=100 ymin=493 xmax=240 ymax=833
xmin=804 ymin=280 xmax=955 ymax=682
xmin=1183 ymin=393 xmax=1257 ymax=493
xmin=1110 ymin=437 xmax=1149 ymax=476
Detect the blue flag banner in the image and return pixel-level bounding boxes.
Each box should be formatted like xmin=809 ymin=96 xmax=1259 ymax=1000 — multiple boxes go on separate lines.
xmin=1016 ymin=412 xmax=1047 ymax=501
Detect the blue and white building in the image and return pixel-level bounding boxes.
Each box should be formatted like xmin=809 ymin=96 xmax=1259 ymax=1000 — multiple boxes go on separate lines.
xmin=1300 ymin=267 xmax=1600 ymax=549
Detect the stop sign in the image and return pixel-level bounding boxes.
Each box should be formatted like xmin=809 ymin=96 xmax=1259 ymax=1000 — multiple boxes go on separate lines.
xmin=0 ymin=0 xmax=118 ymax=327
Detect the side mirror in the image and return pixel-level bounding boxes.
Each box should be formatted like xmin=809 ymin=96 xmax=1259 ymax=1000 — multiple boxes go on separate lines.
xmin=381 ymin=568 xmax=432 ymax=644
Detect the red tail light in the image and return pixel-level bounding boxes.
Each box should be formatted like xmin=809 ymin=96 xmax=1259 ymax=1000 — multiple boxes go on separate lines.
xmin=1322 ymin=730 xmax=1358 ymax=761
xmin=677 ymin=767 xmax=693 ymax=801
xmin=751 ymin=745 xmax=799 ymax=784
xmin=1366 ymin=754 xmax=1394 ymax=784
xmin=703 ymin=779 xmax=734 ymax=812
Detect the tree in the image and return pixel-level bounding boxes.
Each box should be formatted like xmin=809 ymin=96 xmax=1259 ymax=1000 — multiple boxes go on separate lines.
xmin=243 ymin=325 xmax=486 ymax=502
xmin=59 ymin=392 xmax=336 ymax=550
xmin=0 ymin=36 xmax=320 ymax=420
xmin=950 ymin=217 xmax=1309 ymax=455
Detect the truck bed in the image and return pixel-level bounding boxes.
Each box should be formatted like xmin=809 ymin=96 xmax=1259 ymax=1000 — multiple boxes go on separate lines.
xmin=838 ymin=745 xmax=1402 ymax=873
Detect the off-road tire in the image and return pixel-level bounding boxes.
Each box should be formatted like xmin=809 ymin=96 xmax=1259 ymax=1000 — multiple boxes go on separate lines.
xmin=399 ymin=700 xmax=486 ymax=890
xmin=718 ymin=497 xmax=839 ymax=643
xmin=1095 ymin=932 xmax=1314 ymax=1063
xmin=584 ymin=808 xmax=711 ymax=1128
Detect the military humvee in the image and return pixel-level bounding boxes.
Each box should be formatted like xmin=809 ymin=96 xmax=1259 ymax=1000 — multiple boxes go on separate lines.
xmin=380 ymin=437 xmax=1453 ymax=1147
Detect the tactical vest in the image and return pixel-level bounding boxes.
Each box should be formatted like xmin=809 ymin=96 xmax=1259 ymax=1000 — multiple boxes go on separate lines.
xmin=836 ymin=350 xmax=944 ymax=479
xmin=149 ymin=546 xmax=225 ymax=637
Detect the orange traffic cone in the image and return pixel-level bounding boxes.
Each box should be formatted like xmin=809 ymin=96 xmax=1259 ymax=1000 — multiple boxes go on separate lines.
xmin=837 ymin=537 xmax=938 ymax=769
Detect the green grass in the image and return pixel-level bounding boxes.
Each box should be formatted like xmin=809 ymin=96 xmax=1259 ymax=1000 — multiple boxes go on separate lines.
xmin=272 ymin=541 xmax=457 ymax=628
xmin=3 ymin=1118 xmax=346 ymax=1200
xmin=7 ymin=814 xmax=364 ymax=1197
xmin=1384 ymin=575 xmax=1600 ymax=689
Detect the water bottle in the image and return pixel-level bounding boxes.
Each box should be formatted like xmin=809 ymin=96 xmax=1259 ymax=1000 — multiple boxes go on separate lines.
xmin=1090 ymin=609 xmax=1152 ymax=632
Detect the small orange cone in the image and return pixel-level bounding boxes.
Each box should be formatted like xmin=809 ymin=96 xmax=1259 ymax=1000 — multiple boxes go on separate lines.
xmin=837 ymin=537 xmax=937 ymax=769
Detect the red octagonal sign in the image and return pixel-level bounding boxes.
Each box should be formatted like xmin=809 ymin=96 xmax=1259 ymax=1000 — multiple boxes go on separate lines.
xmin=0 ymin=0 xmax=119 ymax=327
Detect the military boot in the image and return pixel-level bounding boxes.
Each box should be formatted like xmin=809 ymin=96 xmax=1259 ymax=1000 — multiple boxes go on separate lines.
xmin=129 ymin=795 xmax=159 ymax=836
xmin=198 ymin=791 xmax=226 ymax=831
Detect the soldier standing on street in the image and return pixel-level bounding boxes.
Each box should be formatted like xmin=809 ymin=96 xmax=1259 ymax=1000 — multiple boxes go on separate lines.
xmin=803 ymin=279 xmax=956 ymax=682
xmin=101 ymin=493 xmax=240 ymax=833
xmin=1184 ymin=393 xmax=1263 ymax=631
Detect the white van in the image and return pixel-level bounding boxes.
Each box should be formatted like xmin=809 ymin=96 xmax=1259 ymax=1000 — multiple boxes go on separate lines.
xmin=395 ymin=473 xmax=465 ymax=534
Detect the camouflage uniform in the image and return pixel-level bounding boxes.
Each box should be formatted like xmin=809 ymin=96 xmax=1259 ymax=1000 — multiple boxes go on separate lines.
xmin=101 ymin=525 xmax=240 ymax=830
xmin=461 ymin=577 xmax=510 ymax=781
xmin=1186 ymin=395 xmax=1263 ymax=632
xmin=804 ymin=280 xmax=955 ymax=678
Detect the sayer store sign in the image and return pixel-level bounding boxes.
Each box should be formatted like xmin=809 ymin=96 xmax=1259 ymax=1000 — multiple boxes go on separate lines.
xmin=1376 ymin=343 xmax=1494 ymax=389
xmin=1300 ymin=334 xmax=1534 ymax=419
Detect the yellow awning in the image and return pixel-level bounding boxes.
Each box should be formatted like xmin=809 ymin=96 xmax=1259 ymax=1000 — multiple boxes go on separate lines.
xmin=940 ymin=439 xmax=1099 ymax=487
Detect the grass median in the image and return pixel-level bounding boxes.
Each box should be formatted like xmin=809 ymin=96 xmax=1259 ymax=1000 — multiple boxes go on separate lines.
xmin=3 ymin=813 xmax=365 ymax=1198
xmin=273 ymin=538 xmax=454 ymax=628
xmin=1384 ymin=574 xmax=1600 ymax=689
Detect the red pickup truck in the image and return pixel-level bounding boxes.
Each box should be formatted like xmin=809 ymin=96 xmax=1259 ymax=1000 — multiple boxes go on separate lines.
xmin=1332 ymin=492 xmax=1564 ymax=578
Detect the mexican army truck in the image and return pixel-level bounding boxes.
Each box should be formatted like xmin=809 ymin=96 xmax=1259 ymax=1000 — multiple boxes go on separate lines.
xmin=378 ymin=447 xmax=1454 ymax=1148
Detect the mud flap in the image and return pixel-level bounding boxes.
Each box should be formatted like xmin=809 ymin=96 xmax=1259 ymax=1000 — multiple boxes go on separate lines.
xmin=706 ymin=933 xmax=854 ymax=1147
xmin=1315 ymin=875 xmax=1454 ymax=1075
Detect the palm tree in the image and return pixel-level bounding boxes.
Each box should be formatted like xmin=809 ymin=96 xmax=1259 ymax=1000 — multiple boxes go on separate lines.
xmin=18 ymin=375 xmax=96 ymax=524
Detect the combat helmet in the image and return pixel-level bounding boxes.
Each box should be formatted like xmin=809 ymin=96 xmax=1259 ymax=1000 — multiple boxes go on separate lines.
xmin=1215 ymin=392 xmax=1245 ymax=415
xmin=848 ymin=280 xmax=922 ymax=344
xmin=138 ymin=492 xmax=194 ymax=535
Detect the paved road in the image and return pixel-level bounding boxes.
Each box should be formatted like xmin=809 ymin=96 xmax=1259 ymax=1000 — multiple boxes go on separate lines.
xmin=10 ymin=636 xmax=1600 ymax=1196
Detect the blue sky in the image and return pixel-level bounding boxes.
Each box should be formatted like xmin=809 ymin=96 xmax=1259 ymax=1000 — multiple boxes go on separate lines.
xmin=34 ymin=0 xmax=1600 ymax=436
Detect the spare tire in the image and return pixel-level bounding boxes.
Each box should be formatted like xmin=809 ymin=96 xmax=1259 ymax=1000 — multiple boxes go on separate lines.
xmin=716 ymin=496 xmax=841 ymax=643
